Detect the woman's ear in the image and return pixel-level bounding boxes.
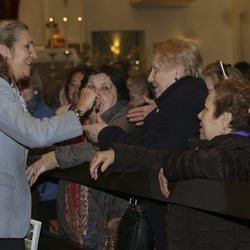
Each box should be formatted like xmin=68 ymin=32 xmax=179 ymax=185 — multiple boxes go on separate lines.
xmin=220 ymin=111 xmax=233 ymax=130
xmin=174 ymin=66 xmax=185 ymax=81
xmin=0 ymin=44 xmax=11 ymax=59
xmin=176 ymin=66 xmax=185 ymax=78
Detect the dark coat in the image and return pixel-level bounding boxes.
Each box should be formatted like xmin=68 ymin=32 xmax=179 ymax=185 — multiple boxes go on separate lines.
xmin=110 ymin=134 xmax=250 ymax=250
xmin=98 ymin=76 xmax=208 ymax=151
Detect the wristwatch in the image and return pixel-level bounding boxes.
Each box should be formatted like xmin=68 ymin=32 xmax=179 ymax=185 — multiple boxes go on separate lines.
xmin=71 ymin=106 xmax=85 ymax=117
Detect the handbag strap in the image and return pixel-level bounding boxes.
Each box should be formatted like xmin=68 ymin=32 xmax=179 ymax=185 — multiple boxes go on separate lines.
xmin=128 ymin=197 xmax=146 ymax=214
xmin=129 ymin=197 xmax=138 ymax=206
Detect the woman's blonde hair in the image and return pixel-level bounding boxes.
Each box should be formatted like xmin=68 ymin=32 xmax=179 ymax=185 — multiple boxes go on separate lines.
xmin=153 ymin=38 xmax=202 ymax=78
xmin=0 ymin=19 xmax=28 ymax=83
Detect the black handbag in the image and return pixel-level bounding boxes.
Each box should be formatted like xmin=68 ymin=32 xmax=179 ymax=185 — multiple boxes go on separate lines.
xmin=116 ymin=198 xmax=154 ymax=250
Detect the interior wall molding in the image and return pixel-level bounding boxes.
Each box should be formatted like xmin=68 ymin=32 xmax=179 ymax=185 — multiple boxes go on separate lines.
xmin=130 ymin=0 xmax=195 ymax=8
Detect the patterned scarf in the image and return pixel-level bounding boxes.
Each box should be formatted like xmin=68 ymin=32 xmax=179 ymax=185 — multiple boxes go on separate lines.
xmin=60 ymin=115 xmax=89 ymax=248
xmin=64 ymin=183 xmax=89 ymax=247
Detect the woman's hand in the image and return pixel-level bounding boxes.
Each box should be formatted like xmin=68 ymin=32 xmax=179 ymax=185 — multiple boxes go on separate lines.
xmin=127 ymin=96 xmax=157 ymax=126
xmin=159 ymin=168 xmax=170 ymax=198
xmin=26 ymin=151 xmax=59 ymax=186
xmin=76 ymin=88 xmax=97 ymax=113
xmin=84 ymin=113 xmax=108 ymax=143
xmin=89 ymin=150 xmax=115 ymax=180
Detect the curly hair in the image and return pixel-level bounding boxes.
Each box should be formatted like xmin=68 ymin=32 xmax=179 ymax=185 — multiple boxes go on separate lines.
xmin=0 ymin=19 xmax=29 ymax=83
xmin=213 ymin=79 xmax=250 ymax=131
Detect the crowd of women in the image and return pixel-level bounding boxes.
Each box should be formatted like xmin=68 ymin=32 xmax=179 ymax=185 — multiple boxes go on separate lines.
xmin=0 ymin=19 xmax=250 ymax=250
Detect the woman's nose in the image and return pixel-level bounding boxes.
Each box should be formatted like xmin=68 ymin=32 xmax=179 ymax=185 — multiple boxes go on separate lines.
xmin=147 ymin=70 xmax=154 ymax=83
xmin=198 ymin=110 xmax=203 ymax=120
xmin=31 ymin=48 xmax=37 ymax=59
xmin=94 ymin=89 xmax=101 ymax=95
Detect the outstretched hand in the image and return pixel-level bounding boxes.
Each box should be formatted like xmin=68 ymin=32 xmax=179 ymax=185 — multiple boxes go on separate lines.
xmin=159 ymin=168 xmax=170 ymax=198
xmin=76 ymin=88 xmax=97 ymax=113
xmin=26 ymin=151 xmax=59 ymax=186
xmin=89 ymin=150 xmax=115 ymax=180
xmin=84 ymin=113 xmax=108 ymax=143
xmin=127 ymin=95 xmax=157 ymax=126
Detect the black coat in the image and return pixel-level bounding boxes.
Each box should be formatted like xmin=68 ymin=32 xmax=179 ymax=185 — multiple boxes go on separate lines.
xmin=110 ymin=134 xmax=250 ymax=250
xmin=98 ymin=76 xmax=207 ymax=151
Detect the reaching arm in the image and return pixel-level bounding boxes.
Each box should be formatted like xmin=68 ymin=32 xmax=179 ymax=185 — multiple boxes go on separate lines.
xmin=55 ymin=142 xmax=96 ymax=169
xmin=162 ymin=146 xmax=250 ymax=182
xmin=26 ymin=151 xmax=59 ymax=186
xmin=89 ymin=143 xmax=168 ymax=179
xmin=127 ymin=96 xmax=157 ymax=126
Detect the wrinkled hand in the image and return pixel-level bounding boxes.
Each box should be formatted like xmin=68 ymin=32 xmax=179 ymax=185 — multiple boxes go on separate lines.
xmin=26 ymin=151 xmax=59 ymax=186
xmin=76 ymin=88 xmax=97 ymax=113
xmin=84 ymin=113 xmax=108 ymax=143
xmin=159 ymin=168 xmax=170 ymax=198
xmin=89 ymin=150 xmax=115 ymax=180
xmin=127 ymin=95 xmax=157 ymax=126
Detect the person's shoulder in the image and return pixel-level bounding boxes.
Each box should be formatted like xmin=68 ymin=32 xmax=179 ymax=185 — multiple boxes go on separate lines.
xmin=212 ymin=133 xmax=250 ymax=148
xmin=0 ymin=78 xmax=16 ymax=97
xmin=177 ymin=76 xmax=208 ymax=100
xmin=180 ymin=76 xmax=207 ymax=90
xmin=0 ymin=77 xmax=11 ymax=87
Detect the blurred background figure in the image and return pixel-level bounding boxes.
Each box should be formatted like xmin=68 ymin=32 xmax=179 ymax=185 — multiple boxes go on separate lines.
xmin=203 ymin=61 xmax=243 ymax=91
xmin=234 ymin=61 xmax=250 ymax=78
xmin=17 ymin=78 xmax=54 ymax=119
xmin=56 ymin=65 xmax=93 ymax=114
xmin=126 ymin=71 xmax=153 ymax=107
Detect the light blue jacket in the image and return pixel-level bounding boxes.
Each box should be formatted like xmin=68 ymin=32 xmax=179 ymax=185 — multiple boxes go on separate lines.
xmin=0 ymin=77 xmax=82 ymax=238
xmin=27 ymin=93 xmax=59 ymax=201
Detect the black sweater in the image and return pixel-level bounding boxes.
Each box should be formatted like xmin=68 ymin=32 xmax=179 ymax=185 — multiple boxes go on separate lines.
xmin=98 ymin=76 xmax=207 ymax=151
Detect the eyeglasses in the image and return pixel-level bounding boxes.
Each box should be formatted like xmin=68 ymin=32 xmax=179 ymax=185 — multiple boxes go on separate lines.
xmin=217 ymin=60 xmax=232 ymax=79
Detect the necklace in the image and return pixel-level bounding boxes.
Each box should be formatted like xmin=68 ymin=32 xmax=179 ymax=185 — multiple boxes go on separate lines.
xmin=11 ymin=82 xmax=28 ymax=112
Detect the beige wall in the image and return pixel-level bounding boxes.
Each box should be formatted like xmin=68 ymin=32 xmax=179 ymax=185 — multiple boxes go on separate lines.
xmin=18 ymin=0 xmax=249 ymax=68
xmin=231 ymin=0 xmax=250 ymax=63
xmin=83 ymin=0 xmax=233 ymax=67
